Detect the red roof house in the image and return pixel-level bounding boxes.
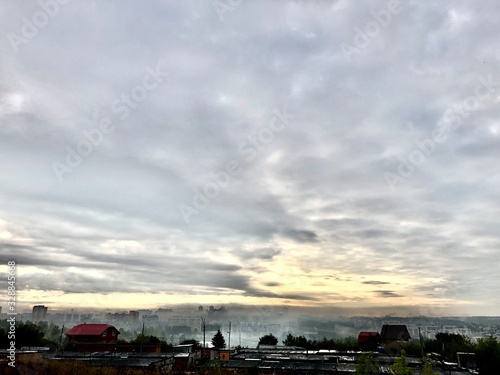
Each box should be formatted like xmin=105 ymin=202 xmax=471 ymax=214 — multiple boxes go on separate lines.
xmin=65 ymin=324 xmax=120 ymax=343
xmin=358 ymin=331 xmax=381 ymax=351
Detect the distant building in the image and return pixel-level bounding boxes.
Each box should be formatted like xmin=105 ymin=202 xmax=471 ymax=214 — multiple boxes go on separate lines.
xmin=156 ymin=308 xmax=173 ymax=313
xmin=65 ymin=323 xmax=120 ymax=343
xmin=198 ymin=305 xmax=204 ymax=312
xmin=143 ymin=315 xmax=159 ymax=325
xmin=155 ymin=308 xmax=173 ymax=321
xmin=380 ymin=324 xmax=411 ymax=341
xmin=66 ymin=309 xmax=79 ymax=322
xmin=32 ymin=305 xmax=48 ymax=321
xmin=49 ymin=313 xmax=66 ymax=322
xmin=21 ymin=312 xmax=32 ymax=321
xmin=137 ymin=309 xmax=153 ymax=320
xmin=129 ymin=310 xmax=139 ymax=323
xmin=167 ymin=316 xmax=201 ymax=329
xmin=207 ymin=305 xmax=226 ymax=318
xmin=80 ymin=314 xmax=92 ymax=322
xmin=106 ymin=311 xmax=139 ymax=325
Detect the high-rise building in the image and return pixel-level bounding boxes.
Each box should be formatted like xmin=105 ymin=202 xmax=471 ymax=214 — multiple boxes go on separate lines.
xmin=129 ymin=310 xmax=139 ymax=323
xmin=32 ymin=305 xmax=48 ymax=321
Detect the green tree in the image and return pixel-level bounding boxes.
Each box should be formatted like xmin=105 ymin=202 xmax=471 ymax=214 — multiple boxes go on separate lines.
xmin=282 ymin=334 xmax=310 ymax=349
xmin=389 ymin=350 xmax=413 ymax=375
xmin=0 ymin=327 xmax=9 ymax=348
xmin=282 ymin=334 xmax=295 ymax=346
xmin=356 ymin=352 xmax=379 ymax=375
xmin=211 ymin=329 xmax=226 ymax=349
xmin=435 ymin=332 xmax=474 ymax=360
xmin=130 ymin=334 xmax=160 ymax=345
xmin=475 ymin=336 xmax=500 ymax=375
xmin=333 ymin=337 xmax=359 ymax=351
xmin=161 ymin=340 xmax=173 ymax=352
xmin=421 ymin=338 xmax=441 ymax=354
xmin=420 ymin=355 xmax=438 ymax=375
xmin=15 ymin=322 xmax=45 ymax=347
xmin=258 ymin=333 xmax=278 ymax=346
xmin=49 ymin=323 xmax=62 ymax=342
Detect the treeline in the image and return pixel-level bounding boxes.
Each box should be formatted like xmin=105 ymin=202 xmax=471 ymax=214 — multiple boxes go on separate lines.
xmin=281 ymin=333 xmax=359 ymax=351
xmin=278 ymin=332 xmax=478 ymax=359
xmin=276 ymin=332 xmax=500 ymax=375
xmin=0 ymin=320 xmax=55 ymax=348
xmin=0 ymin=320 xmax=182 ymax=353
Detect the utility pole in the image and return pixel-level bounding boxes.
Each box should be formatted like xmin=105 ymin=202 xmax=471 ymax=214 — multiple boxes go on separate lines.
xmin=201 ymin=317 xmax=206 ymax=348
xmin=140 ymin=322 xmax=145 ymax=353
xmin=227 ymin=321 xmax=231 ymax=349
xmin=418 ymin=327 xmax=424 ymax=358
xmin=59 ymin=324 xmax=65 ymax=357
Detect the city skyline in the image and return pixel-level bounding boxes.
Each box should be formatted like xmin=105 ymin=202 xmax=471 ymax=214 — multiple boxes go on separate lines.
xmin=1 ymin=1 xmax=500 ymax=316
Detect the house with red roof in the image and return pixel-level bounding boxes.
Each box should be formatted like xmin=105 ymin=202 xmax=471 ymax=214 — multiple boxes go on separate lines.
xmin=357 ymin=331 xmax=381 ymax=351
xmin=65 ymin=323 xmax=120 ymax=343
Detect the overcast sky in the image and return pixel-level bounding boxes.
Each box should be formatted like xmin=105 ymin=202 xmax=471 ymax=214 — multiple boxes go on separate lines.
xmin=1 ymin=0 xmax=499 ymax=316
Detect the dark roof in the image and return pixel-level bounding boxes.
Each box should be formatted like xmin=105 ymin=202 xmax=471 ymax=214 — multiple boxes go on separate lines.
xmin=380 ymin=324 xmax=410 ymax=341
xmin=227 ymin=359 xmax=261 ymax=368
xmin=66 ymin=324 xmax=119 ymax=336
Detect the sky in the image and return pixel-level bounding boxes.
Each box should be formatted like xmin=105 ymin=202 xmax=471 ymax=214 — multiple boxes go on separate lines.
xmin=0 ymin=0 xmax=499 ymax=316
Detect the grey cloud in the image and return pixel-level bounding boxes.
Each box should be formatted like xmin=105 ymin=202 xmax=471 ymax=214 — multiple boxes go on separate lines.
xmin=362 ymin=281 xmax=390 ymax=286
xmin=264 ymin=282 xmax=282 ymax=287
xmin=282 ymin=229 xmax=318 ymax=243
xmin=236 ymin=247 xmax=282 ymax=260
xmin=1 ymin=0 xmax=499 ymax=314
xmin=376 ymin=291 xmax=403 ymax=298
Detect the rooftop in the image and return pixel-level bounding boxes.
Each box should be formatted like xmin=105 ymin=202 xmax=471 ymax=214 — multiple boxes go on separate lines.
xmin=65 ymin=324 xmax=119 ymax=336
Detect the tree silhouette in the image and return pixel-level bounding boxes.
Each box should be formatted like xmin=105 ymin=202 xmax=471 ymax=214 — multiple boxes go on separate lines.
xmin=435 ymin=332 xmax=474 ymax=360
xmin=15 ymin=322 xmax=45 ymax=347
xmin=211 ymin=329 xmax=226 ymax=349
xmin=282 ymin=334 xmax=309 ymax=348
xmin=258 ymin=333 xmax=278 ymax=346
xmin=476 ymin=336 xmax=500 ymax=375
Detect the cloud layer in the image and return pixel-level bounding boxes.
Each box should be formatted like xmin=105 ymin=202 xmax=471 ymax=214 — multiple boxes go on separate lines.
xmin=0 ymin=0 xmax=499 ymax=315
